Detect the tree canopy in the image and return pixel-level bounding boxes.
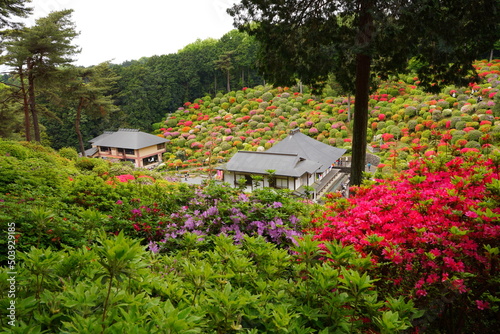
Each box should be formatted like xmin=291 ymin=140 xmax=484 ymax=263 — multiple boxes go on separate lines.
xmin=0 ymin=0 xmax=32 ymax=29
xmin=1 ymin=9 xmax=80 ymax=142
xmin=228 ymin=0 xmax=500 ymax=185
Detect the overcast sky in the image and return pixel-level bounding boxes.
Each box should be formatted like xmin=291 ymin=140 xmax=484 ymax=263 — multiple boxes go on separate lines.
xmin=25 ymin=0 xmax=238 ymax=66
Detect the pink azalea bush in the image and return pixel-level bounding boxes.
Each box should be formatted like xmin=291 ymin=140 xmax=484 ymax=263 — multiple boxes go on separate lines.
xmin=115 ymin=174 xmax=135 ymax=182
xmin=312 ymin=152 xmax=500 ymax=332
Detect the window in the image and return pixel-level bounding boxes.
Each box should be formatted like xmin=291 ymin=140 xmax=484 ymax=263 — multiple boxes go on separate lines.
xmin=99 ymin=146 xmax=110 ymax=153
xmin=157 ymin=143 xmax=165 ymax=150
xmin=143 ymin=155 xmax=158 ymax=166
xmin=235 ymin=174 xmax=252 ymax=186
xmin=276 ymin=178 xmax=288 ymax=189
xmin=117 ymin=148 xmax=135 ymax=155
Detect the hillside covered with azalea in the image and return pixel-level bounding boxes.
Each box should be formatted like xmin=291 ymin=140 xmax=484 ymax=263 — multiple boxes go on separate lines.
xmin=154 ymin=59 xmax=500 ymax=174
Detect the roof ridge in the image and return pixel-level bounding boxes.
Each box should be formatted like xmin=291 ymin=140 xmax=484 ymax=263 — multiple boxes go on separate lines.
xmin=118 ymin=128 xmax=140 ymax=132
xmin=238 ymin=151 xmax=299 ymax=157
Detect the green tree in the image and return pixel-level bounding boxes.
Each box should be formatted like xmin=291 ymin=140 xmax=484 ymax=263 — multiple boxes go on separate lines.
xmin=214 ymin=30 xmax=262 ymax=92
xmin=113 ymin=55 xmax=180 ymax=131
xmin=0 ymin=82 xmax=24 ymax=139
xmin=61 ymin=62 xmax=120 ymax=155
xmin=228 ymin=0 xmax=499 ymax=185
xmin=214 ymin=50 xmax=235 ymax=93
xmin=110 ymin=33 xmax=262 ymax=131
xmin=178 ymin=38 xmax=221 ymax=97
xmin=1 ymin=9 xmax=80 ymax=142
xmin=234 ymin=33 xmax=261 ymax=88
xmin=1 ymin=30 xmax=33 ymax=140
xmin=0 ymin=0 xmax=32 ymax=29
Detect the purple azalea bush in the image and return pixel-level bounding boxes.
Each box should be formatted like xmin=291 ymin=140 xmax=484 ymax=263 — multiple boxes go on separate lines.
xmin=126 ymin=182 xmax=308 ymax=252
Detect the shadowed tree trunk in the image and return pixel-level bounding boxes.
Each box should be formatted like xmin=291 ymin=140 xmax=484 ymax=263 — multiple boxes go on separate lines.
xmin=27 ymin=57 xmax=40 ymax=142
xmin=350 ymin=0 xmax=373 ymax=186
xmin=18 ymin=66 xmax=31 ymax=141
xmin=76 ymin=97 xmax=86 ymax=156
xmin=351 ymin=53 xmax=371 ymax=186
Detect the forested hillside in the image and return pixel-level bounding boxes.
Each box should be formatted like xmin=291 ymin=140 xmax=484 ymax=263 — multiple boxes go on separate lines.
xmin=112 ymin=30 xmax=263 ymax=132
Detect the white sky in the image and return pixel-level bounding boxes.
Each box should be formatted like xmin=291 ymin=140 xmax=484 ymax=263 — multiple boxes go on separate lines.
xmin=25 ymin=0 xmax=239 ymax=66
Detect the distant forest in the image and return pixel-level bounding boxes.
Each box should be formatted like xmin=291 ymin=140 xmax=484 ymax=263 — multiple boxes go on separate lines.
xmin=111 ymin=30 xmax=264 ymax=132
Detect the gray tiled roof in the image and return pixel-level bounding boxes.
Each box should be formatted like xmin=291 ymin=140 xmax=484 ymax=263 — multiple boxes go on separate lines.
xmin=89 ymin=129 xmax=169 ymax=150
xmin=84 ymin=146 xmax=98 ymax=157
xmin=224 ymin=151 xmax=322 ymax=177
xmin=266 ymin=129 xmax=346 ymax=172
xmin=88 ymin=131 xmax=114 ymax=143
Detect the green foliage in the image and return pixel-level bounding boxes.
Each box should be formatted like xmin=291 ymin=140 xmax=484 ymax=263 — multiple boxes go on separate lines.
xmin=74 ymin=157 xmax=110 ymax=174
xmin=64 ymin=174 xmax=119 ymax=210
xmin=0 ymin=140 xmax=31 ymax=159
xmin=467 ymin=130 xmax=483 ymax=142
xmin=2 ymin=9 xmax=80 ymax=142
xmin=0 ymin=140 xmax=75 ymax=194
xmin=1 ymin=233 xmax=420 ymax=333
xmin=58 ymin=147 xmax=79 ymax=161
xmin=94 ymin=230 xmax=148 ymax=329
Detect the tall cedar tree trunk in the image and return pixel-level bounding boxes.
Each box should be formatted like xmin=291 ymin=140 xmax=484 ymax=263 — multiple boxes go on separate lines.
xmin=350 ymin=0 xmax=373 ymax=186
xmin=226 ymin=69 xmax=231 ymax=92
xmin=27 ymin=58 xmax=40 ymax=142
xmin=347 ymin=94 xmax=352 ymax=122
xmin=76 ymin=97 xmax=86 ymax=156
xmin=18 ymin=66 xmax=31 ymax=141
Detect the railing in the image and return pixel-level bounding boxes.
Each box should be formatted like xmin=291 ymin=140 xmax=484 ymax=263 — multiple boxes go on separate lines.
xmin=315 ymin=172 xmax=349 ymax=200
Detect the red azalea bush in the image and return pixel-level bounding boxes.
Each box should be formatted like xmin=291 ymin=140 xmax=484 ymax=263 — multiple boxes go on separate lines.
xmin=312 ymin=152 xmax=500 ymax=332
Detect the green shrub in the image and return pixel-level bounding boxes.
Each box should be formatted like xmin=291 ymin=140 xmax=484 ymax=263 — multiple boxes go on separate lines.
xmin=455 ymin=121 xmax=466 ymax=130
xmin=390 ymin=126 xmax=402 ymax=139
xmin=431 ymin=110 xmax=443 ymax=121
xmin=408 ymin=120 xmax=418 ymax=131
xmin=64 ymin=174 xmax=120 ymax=211
xmin=59 ymin=147 xmax=79 ymax=161
xmin=450 ymin=116 xmax=462 ymax=128
xmin=405 ymin=106 xmax=417 ymax=117
xmin=262 ymin=91 xmax=273 ymax=101
xmin=0 ymin=140 xmax=31 ymax=159
xmin=338 ymin=113 xmax=348 ymax=122
xmin=466 ymin=130 xmax=483 ymax=142
xmin=0 ymin=233 xmax=422 ymax=333
xmin=436 ymin=100 xmax=449 ymax=108
xmin=165 ymin=118 xmax=177 ymax=127
xmin=465 ymin=140 xmax=481 ymax=149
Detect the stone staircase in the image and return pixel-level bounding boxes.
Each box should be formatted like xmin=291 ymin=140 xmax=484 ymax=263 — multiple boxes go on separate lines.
xmin=315 ymin=171 xmax=349 ymax=201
